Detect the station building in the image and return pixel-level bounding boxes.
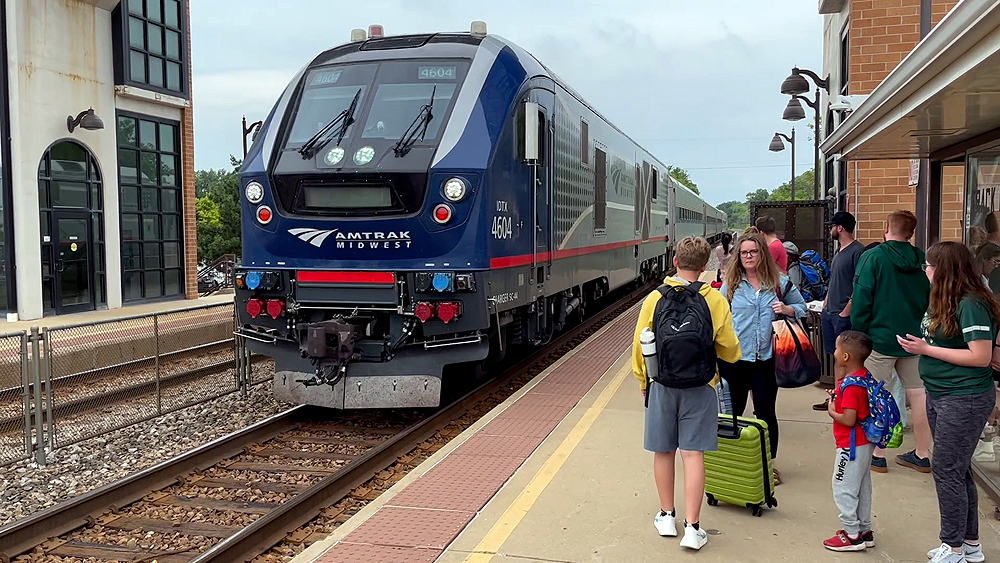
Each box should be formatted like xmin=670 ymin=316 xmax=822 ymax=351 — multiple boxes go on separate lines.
xmin=818 ymin=0 xmax=1000 ymax=504
xmin=1 ymin=0 xmax=197 ymax=321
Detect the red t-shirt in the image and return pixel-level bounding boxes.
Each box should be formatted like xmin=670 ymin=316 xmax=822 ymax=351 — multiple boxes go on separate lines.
xmin=768 ymin=239 xmax=788 ymax=273
xmin=833 ymin=370 xmax=870 ymax=449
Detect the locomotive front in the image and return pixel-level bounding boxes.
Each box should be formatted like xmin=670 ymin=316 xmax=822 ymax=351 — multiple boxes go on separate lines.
xmin=236 ymin=36 xmax=497 ymax=409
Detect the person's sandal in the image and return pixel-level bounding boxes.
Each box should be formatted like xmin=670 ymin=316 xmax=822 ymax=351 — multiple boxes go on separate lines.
xmin=773 ymin=468 xmax=782 ymax=486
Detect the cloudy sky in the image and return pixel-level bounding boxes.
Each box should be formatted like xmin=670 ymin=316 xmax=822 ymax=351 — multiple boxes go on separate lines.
xmin=189 ymin=0 xmax=822 ymax=206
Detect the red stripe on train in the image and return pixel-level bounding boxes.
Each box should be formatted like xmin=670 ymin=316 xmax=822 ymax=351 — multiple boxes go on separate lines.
xmin=490 ymin=237 xmax=668 ymax=269
xmin=297 ymin=271 xmax=395 ymax=284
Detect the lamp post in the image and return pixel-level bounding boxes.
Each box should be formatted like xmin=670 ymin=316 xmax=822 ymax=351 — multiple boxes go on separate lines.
xmin=242 ymin=116 xmax=263 ymax=158
xmin=769 ymin=128 xmax=796 ymax=201
xmin=780 ymin=67 xmax=829 ymax=200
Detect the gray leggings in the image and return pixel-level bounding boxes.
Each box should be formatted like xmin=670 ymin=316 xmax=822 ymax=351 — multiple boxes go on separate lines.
xmin=927 ymin=389 xmax=996 ymax=548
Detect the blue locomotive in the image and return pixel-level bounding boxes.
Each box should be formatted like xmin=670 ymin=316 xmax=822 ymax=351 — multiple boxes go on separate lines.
xmin=236 ymin=22 xmax=727 ymax=409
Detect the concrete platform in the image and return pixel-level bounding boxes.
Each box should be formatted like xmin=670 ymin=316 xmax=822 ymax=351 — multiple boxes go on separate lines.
xmin=293 ymin=304 xmax=1000 ymax=563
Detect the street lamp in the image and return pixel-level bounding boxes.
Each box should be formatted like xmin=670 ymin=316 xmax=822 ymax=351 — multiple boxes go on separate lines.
xmin=769 ymin=128 xmax=796 ymax=202
xmin=780 ymin=67 xmax=829 ymax=200
xmin=242 ymin=115 xmax=263 ymax=158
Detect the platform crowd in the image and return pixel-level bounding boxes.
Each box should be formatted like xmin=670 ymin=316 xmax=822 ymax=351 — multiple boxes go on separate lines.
xmin=632 ymin=209 xmax=1000 ymax=562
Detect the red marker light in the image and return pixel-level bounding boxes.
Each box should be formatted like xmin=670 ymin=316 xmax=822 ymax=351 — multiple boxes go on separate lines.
xmin=266 ymin=299 xmax=285 ymax=319
xmin=432 ymin=204 xmax=452 ymax=224
xmin=257 ymin=205 xmax=272 ymax=224
xmin=369 ymin=24 xmax=384 ymax=37
xmin=415 ymin=302 xmax=435 ymax=323
xmin=437 ymin=301 xmax=460 ymax=324
xmin=246 ymin=298 xmax=263 ymax=319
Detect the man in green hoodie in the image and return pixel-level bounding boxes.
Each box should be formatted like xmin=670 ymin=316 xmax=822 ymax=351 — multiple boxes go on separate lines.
xmin=851 ymin=210 xmax=931 ymax=474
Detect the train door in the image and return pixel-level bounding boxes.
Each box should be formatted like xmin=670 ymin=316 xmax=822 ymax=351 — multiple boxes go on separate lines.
xmin=526 ymin=89 xmax=553 ymax=286
xmin=665 ymin=183 xmax=676 ymax=266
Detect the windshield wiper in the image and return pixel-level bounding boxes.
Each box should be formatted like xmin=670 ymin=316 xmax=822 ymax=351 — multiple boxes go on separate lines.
xmin=298 ymin=88 xmax=362 ymax=160
xmin=393 ymin=85 xmax=436 ymax=157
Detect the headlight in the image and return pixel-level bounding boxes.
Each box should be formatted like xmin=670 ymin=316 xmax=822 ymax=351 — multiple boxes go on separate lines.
xmin=443 ymin=178 xmax=467 ymax=202
xmin=324 ymin=146 xmax=345 ymax=166
xmin=354 ymin=146 xmax=376 ymax=165
xmin=245 ymin=181 xmax=264 ymax=204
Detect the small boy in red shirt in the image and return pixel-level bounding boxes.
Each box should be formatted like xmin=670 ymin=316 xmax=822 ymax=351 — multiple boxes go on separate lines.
xmin=824 ymin=330 xmax=875 ymax=552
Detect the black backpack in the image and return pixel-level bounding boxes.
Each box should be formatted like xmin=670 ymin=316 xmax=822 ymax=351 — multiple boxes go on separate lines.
xmin=651 ymin=282 xmax=717 ymax=389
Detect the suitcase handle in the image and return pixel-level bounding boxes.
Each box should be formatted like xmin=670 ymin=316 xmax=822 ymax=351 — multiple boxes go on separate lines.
xmin=719 ymin=412 xmax=740 ymax=439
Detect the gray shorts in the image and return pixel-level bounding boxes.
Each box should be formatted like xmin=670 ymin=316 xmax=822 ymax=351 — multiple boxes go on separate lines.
xmin=865 ymin=351 xmax=923 ymax=390
xmin=644 ymin=383 xmax=719 ymax=453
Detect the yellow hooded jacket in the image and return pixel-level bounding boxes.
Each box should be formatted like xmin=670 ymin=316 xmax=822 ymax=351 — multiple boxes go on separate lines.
xmin=632 ymin=276 xmax=742 ymax=391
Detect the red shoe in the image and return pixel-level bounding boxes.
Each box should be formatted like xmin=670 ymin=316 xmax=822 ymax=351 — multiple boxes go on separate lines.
xmin=824 ymin=530 xmax=866 ymax=552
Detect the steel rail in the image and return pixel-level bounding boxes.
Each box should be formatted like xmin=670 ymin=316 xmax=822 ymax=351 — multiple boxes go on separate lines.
xmin=190 ymin=280 xmax=656 ymax=563
xmin=0 ymin=406 xmax=306 ymax=562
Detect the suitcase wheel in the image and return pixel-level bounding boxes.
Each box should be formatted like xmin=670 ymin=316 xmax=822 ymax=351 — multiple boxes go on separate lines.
xmin=767 ymin=496 xmax=778 ymax=508
xmin=706 ymin=493 xmax=718 ymax=506
xmin=749 ymin=504 xmax=763 ymax=517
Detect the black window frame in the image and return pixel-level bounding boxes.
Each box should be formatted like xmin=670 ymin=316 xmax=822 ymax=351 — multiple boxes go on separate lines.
xmin=581 ymin=118 xmax=589 ymax=165
xmin=116 ymin=111 xmax=185 ymax=303
xmin=112 ymin=0 xmax=189 ymax=99
xmin=38 ymin=140 xmax=107 ymax=313
xmin=839 ymin=23 xmax=850 ymax=96
xmin=0 ymin=0 xmax=15 ymax=313
xmin=594 ymin=145 xmax=606 ymax=232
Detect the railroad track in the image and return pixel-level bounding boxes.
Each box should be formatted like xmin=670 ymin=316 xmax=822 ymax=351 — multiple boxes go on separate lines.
xmin=0 ymin=348 xmax=267 ymax=434
xmin=0 ymin=280 xmax=656 ymax=563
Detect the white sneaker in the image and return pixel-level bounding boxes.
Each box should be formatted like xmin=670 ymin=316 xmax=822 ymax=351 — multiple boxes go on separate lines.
xmin=926 ymin=543 xmax=969 ymax=563
xmin=653 ymin=511 xmax=677 ymax=537
xmin=974 ymin=440 xmax=995 ymax=463
xmin=680 ymin=523 xmax=708 ymax=550
xmin=926 ymin=542 xmax=983 ymax=562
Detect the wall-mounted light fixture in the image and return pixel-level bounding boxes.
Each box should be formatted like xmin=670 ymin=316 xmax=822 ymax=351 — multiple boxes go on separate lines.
xmin=67 ymin=108 xmax=104 ymax=133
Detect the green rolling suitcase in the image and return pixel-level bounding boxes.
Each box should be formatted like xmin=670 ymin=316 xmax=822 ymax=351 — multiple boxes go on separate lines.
xmin=704 ymin=414 xmax=777 ymax=516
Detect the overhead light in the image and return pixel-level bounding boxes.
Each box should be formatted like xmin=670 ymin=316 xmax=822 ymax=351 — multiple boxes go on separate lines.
xmin=780 ymin=69 xmax=810 ymax=95
xmin=782 ymin=97 xmax=806 ymax=121
xmin=769 ymin=134 xmax=785 ymax=152
xmin=67 ymin=108 xmax=104 ymax=133
xmin=471 ymin=21 xmax=488 ymax=37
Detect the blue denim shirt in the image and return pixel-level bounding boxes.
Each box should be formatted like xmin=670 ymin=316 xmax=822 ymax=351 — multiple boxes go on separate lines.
xmin=720 ymin=275 xmax=807 ymax=362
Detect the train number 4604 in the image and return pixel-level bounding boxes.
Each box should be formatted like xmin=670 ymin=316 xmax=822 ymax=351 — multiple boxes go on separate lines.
xmin=491 ymin=215 xmax=513 ymax=239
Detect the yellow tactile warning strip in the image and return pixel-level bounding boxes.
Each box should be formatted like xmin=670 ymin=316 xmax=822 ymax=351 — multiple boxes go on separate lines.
xmin=460 ymin=360 xmax=631 ymax=563
xmin=311 ymin=305 xmax=640 ymax=563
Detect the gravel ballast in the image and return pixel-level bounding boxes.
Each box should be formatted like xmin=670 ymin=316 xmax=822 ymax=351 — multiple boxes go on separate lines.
xmin=0 ymin=379 xmax=288 ymax=527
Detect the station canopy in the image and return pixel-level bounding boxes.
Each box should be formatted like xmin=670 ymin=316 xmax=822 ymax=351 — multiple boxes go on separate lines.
xmin=822 ymin=1 xmax=1000 ymax=161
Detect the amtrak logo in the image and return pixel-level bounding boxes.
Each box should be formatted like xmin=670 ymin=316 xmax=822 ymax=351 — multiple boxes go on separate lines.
xmin=289 ymin=228 xmax=338 ymax=248
xmin=288 ymin=228 xmax=413 ymax=250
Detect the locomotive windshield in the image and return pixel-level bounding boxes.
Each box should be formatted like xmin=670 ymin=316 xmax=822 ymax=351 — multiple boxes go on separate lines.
xmin=284 ymin=60 xmax=469 ymax=157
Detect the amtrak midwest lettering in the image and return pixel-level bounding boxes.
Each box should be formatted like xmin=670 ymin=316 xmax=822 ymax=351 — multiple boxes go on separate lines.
xmin=288 ymin=228 xmax=413 ymax=249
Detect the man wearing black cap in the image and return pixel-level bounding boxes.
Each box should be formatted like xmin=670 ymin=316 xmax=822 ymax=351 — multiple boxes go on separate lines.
xmin=814 ymin=211 xmax=865 ymax=410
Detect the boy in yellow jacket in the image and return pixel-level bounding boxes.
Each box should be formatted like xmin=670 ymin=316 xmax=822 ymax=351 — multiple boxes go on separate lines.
xmin=632 ymin=236 xmax=741 ymax=550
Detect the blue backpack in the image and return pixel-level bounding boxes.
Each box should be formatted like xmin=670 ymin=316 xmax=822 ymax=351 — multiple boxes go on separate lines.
xmin=840 ymin=371 xmax=903 ymax=460
xmin=797 ymin=250 xmax=829 ymax=301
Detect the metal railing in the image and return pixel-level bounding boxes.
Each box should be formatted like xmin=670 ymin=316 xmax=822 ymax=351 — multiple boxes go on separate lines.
xmin=0 ymin=302 xmax=264 ymax=467
xmin=198 ymin=254 xmax=237 ymax=296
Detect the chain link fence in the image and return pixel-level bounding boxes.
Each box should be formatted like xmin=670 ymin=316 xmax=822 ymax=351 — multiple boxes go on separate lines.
xmin=0 ymin=300 xmax=279 ymax=467
xmin=0 ymin=332 xmax=29 ymax=466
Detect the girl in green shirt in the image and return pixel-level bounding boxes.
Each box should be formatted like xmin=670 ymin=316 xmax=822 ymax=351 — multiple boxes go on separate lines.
xmin=898 ymin=241 xmax=1000 ymax=563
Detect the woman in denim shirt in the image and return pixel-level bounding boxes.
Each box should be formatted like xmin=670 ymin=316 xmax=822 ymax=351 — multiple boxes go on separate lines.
xmin=720 ymin=230 xmax=807 ymax=485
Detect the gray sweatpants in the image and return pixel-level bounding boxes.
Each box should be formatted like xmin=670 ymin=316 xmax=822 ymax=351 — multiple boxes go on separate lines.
xmin=927 ymin=390 xmax=996 ymax=548
xmin=832 ymin=443 xmax=875 ymax=536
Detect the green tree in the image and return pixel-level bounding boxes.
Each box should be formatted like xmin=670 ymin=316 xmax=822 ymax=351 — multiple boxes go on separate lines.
xmin=196 ymin=168 xmax=229 ymax=198
xmin=666 ymin=166 xmax=699 ymax=195
xmin=717 ymin=200 xmax=749 ymax=230
xmin=768 ymin=169 xmax=815 ymax=201
xmin=196 ymin=157 xmax=243 ymax=263
xmin=196 ymin=197 xmax=221 ymax=227
xmin=746 ymin=188 xmax=770 ymax=203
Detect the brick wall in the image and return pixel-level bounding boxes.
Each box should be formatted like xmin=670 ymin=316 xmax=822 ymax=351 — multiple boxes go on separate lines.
xmin=845 ymin=0 xmax=961 ymax=245
xmin=940 ymin=165 xmax=965 ymax=243
xmin=182 ymin=0 xmax=197 ymax=300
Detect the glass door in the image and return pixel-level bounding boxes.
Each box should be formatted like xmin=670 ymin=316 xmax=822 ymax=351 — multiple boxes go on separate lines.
xmin=52 ymin=210 xmax=94 ymax=314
